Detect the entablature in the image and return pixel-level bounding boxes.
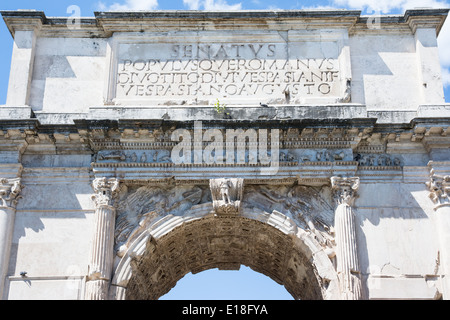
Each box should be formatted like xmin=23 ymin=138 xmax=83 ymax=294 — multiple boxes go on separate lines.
xmin=2 ymin=9 xmax=448 ymax=37
xmin=0 ymin=116 xmax=448 ymax=159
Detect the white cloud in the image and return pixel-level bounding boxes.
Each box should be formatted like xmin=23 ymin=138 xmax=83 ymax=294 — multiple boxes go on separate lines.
xmin=437 ymin=13 xmax=450 ymax=66
xmin=98 ymin=0 xmax=158 ymax=11
xmin=298 ymin=5 xmax=342 ymax=10
xmin=203 ymin=0 xmax=242 ymax=10
xmin=332 ymin=0 xmax=447 ymax=13
xmin=183 ymin=0 xmax=242 ymax=10
xmin=183 ymin=0 xmax=201 ymax=10
xmin=442 ymin=68 xmax=450 ymax=87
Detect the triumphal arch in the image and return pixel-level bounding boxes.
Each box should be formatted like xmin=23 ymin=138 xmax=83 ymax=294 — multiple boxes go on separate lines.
xmin=0 ymin=8 xmax=449 ymax=300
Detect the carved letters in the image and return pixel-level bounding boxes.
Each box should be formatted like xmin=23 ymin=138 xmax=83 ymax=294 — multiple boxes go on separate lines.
xmin=115 ymin=42 xmax=343 ymax=102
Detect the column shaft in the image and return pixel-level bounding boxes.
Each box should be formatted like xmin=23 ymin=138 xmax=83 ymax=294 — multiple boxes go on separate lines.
xmin=0 ymin=178 xmax=23 ymax=299
xmin=334 ymin=203 xmax=361 ymax=300
xmin=435 ymin=206 xmax=450 ymax=298
xmin=331 ymin=176 xmax=362 ymax=300
xmin=87 ymin=205 xmax=116 ymax=280
xmin=84 ymin=178 xmax=119 ymax=300
xmin=0 ymin=207 xmax=16 ymax=299
xmin=427 ymin=168 xmax=450 ymax=299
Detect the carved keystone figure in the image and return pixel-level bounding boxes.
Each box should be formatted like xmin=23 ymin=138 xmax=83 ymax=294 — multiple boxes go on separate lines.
xmin=210 ymin=178 xmax=244 ymax=215
xmin=219 ymin=180 xmax=232 ymax=204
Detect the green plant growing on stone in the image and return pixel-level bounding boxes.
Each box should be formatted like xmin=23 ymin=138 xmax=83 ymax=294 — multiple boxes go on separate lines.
xmin=214 ymin=99 xmax=231 ymax=118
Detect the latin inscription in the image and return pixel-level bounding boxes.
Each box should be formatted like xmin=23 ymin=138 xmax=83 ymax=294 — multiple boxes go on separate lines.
xmin=115 ymin=43 xmax=342 ymax=102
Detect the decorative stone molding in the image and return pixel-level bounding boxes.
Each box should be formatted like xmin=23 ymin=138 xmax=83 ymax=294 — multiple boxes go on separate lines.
xmin=426 ymin=169 xmax=450 ymax=209
xmin=91 ymin=177 xmax=120 ymax=208
xmin=0 ymin=178 xmax=23 ymax=209
xmin=331 ymin=176 xmax=360 ymax=206
xmin=85 ymin=177 xmax=120 ymax=300
xmin=209 ymin=178 xmax=244 ymax=215
xmin=0 ymin=177 xmax=23 ymax=299
xmin=330 ymin=176 xmax=362 ymax=300
xmin=110 ymin=205 xmax=340 ymax=300
xmin=114 ymin=184 xmax=204 ymax=257
xmin=426 ymin=164 xmax=450 ymax=299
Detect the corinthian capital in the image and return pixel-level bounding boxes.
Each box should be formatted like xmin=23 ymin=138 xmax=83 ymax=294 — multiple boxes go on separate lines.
xmin=426 ymin=170 xmax=450 ymax=208
xmin=0 ymin=178 xmax=23 ymax=208
xmin=92 ymin=177 xmax=120 ymax=208
xmin=331 ymin=176 xmax=360 ymax=206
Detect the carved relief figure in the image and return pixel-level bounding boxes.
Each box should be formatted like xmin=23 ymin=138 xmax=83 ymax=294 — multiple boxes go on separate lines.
xmin=219 ymin=180 xmax=231 ymax=204
xmin=210 ymin=178 xmax=244 ymax=215
xmin=114 ymin=184 xmax=204 ymax=256
xmin=353 ymin=153 xmax=402 ymax=167
xmin=242 ymin=184 xmax=334 ymax=249
xmin=97 ymin=150 xmax=126 ymax=162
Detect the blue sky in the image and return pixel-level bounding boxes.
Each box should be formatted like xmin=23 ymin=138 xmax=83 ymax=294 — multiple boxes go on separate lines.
xmin=0 ymin=0 xmax=449 ymax=300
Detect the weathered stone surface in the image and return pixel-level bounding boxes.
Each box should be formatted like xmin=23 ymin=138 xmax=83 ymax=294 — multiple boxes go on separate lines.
xmin=0 ymin=8 xmax=449 ymax=300
xmin=125 ymin=215 xmax=323 ymax=300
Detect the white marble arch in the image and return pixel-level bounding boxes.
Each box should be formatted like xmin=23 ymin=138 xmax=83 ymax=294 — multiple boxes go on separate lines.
xmin=109 ymin=202 xmax=340 ymax=300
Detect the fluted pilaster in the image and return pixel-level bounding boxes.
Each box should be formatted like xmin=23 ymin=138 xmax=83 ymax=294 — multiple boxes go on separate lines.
xmin=426 ymin=166 xmax=450 ymax=299
xmin=331 ymin=176 xmax=362 ymax=300
xmin=85 ymin=279 xmax=111 ymax=300
xmin=85 ymin=177 xmax=119 ymax=300
xmin=0 ymin=178 xmax=23 ymax=299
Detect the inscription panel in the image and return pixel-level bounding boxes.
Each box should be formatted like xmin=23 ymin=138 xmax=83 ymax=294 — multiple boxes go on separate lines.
xmin=107 ymin=30 xmax=351 ymax=106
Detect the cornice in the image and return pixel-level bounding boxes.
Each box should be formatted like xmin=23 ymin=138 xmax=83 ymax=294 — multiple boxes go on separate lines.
xmin=1 ymin=8 xmax=448 ymax=38
xmin=404 ymin=8 xmax=449 ymax=35
xmin=94 ymin=10 xmax=361 ymax=34
xmin=0 ymin=10 xmax=44 ymax=36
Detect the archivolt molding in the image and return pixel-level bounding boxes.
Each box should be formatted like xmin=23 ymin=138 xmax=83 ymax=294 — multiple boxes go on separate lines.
xmin=110 ymin=183 xmax=339 ymax=300
xmin=113 ymin=183 xmax=335 ymax=258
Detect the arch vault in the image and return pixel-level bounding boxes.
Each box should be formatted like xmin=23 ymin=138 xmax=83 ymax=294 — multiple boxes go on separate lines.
xmin=109 ymin=204 xmax=340 ymax=300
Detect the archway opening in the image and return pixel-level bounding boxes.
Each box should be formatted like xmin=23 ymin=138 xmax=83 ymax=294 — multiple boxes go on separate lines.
xmin=124 ymin=214 xmax=324 ymax=300
xmin=159 ymin=265 xmax=294 ymax=300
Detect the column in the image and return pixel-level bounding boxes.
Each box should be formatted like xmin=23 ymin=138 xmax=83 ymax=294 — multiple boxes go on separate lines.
xmin=85 ymin=177 xmax=119 ymax=300
xmin=331 ymin=176 xmax=362 ymax=300
xmin=0 ymin=178 xmax=23 ymax=298
xmin=426 ymin=169 xmax=450 ymax=299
